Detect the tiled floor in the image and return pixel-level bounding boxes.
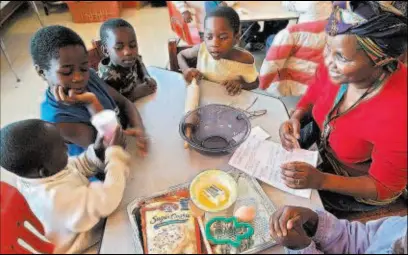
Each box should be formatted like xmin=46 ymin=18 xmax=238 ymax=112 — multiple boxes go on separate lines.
xmin=0 ymin=3 xmax=175 ymax=127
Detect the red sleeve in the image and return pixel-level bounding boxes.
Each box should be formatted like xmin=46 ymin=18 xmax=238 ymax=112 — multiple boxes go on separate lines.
xmin=369 ymin=115 xmax=407 ymax=200
xmin=296 ymin=62 xmax=327 ymax=110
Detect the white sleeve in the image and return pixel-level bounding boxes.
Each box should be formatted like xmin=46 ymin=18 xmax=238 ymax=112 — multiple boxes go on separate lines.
xmin=67 ymin=145 xmax=105 ymax=178
xmin=54 ymin=146 xmax=130 ymax=233
xmin=172 ymin=1 xmax=189 ymax=13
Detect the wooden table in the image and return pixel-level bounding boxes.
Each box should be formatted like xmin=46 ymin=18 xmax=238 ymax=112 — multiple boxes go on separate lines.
xmin=234 ymin=1 xmax=299 ymax=22
xmin=99 ymin=67 xmax=323 ymax=254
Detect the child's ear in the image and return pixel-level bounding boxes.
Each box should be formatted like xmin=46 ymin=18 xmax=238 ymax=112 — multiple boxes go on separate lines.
xmin=233 ymin=33 xmax=240 ymax=46
xmin=101 ymin=45 xmax=109 ymax=57
xmin=35 ymin=65 xmax=47 ymax=81
xmin=38 ymin=167 xmax=50 ymax=178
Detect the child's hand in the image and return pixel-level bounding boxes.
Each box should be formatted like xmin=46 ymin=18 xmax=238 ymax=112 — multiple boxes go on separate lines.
xmin=123 ymin=128 xmax=149 ymax=157
xmin=130 ymin=82 xmax=156 ymax=101
xmin=221 ymin=80 xmax=242 ymax=96
xmin=53 ymin=85 xmax=103 ymax=112
xmin=269 ymin=206 xmax=317 ymax=250
xmin=94 ymin=126 xmax=126 ymax=160
xmin=182 ymin=10 xmax=193 ymax=23
xmin=183 ymin=68 xmax=203 ymax=83
xmin=144 ymin=76 xmax=158 ymax=91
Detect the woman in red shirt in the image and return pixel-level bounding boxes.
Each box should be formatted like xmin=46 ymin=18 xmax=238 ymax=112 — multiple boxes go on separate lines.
xmin=279 ymin=1 xmax=407 ymax=213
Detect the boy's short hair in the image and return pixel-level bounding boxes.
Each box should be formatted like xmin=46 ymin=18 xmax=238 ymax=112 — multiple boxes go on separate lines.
xmin=30 ymin=25 xmax=86 ymax=71
xmin=100 ymin=18 xmax=135 ymax=46
xmin=205 ymin=6 xmax=241 ymax=35
xmin=0 ymin=119 xmax=52 ymax=175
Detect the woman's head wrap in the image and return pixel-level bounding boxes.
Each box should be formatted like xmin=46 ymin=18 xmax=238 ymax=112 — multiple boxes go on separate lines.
xmin=327 ymin=1 xmax=407 ymax=72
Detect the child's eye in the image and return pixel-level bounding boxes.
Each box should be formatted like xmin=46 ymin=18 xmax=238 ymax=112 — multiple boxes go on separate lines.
xmin=130 ymin=43 xmax=137 ymax=48
xmin=206 ymin=35 xmax=213 ymax=40
xmin=114 ymin=45 xmax=124 ymax=50
xmin=80 ymin=68 xmax=89 ymax=72
xmin=59 ymin=69 xmax=73 ymax=76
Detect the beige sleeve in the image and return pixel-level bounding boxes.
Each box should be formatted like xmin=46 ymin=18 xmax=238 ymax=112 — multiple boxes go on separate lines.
xmin=57 ymin=146 xmax=131 ymax=233
xmin=241 ymin=63 xmax=259 ymax=83
xmin=67 ymin=145 xmax=105 ymax=178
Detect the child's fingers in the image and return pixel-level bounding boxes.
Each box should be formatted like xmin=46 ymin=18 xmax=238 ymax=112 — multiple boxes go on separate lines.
xmin=123 ymin=128 xmax=144 ymax=137
xmin=287 ymin=215 xmax=302 ymax=231
xmin=231 ymin=83 xmax=241 ymax=95
xmin=58 ymin=86 xmax=71 ymax=102
xmin=52 ymin=86 xmax=62 ymax=101
xmin=193 ymin=71 xmax=203 ymax=81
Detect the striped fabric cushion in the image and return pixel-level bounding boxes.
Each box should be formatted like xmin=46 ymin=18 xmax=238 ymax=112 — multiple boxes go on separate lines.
xmin=260 ymin=20 xmax=328 ymax=97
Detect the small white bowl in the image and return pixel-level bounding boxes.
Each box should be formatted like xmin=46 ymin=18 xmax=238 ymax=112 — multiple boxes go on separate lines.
xmin=190 ymin=169 xmax=238 ymax=213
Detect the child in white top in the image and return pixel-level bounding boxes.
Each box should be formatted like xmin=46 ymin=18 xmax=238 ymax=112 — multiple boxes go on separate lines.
xmin=0 ymin=119 xmax=130 ymax=254
xmin=177 ymin=6 xmax=259 ymax=96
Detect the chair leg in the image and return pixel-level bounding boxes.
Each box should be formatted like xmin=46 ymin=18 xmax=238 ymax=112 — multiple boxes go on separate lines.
xmin=168 ymin=38 xmax=179 ymax=72
xmin=44 ymin=5 xmax=49 ymax=16
xmin=0 ymin=38 xmax=21 ymax=83
xmin=30 ymin=1 xmax=44 ymax=26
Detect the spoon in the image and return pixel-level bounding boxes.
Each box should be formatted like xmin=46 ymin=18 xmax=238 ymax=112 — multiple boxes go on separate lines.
xmin=189 ymin=200 xmax=213 ymax=254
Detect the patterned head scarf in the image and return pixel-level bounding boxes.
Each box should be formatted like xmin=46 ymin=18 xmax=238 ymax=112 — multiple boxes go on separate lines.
xmin=327 ymin=1 xmax=407 ymax=72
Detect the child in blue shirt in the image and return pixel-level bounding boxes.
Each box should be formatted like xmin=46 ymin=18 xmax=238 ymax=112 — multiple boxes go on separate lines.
xmin=31 ymin=25 xmax=148 ymax=156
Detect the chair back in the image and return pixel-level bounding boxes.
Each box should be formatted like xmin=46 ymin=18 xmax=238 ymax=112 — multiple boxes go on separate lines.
xmin=0 ymin=182 xmax=54 ymax=254
xmin=88 ymin=39 xmax=104 ymax=70
xmin=166 ymin=2 xmax=201 ymax=45
xmin=168 ymin=38 xmax=193 ymax=72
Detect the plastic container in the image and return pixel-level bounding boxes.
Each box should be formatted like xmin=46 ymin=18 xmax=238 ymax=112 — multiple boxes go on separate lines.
xmin=189 ymin=169 xmax=238 ymax=213
xmin=179 ymin=104 xmax=251 ymax=156
xmin=91 ymin=109 xmax=118 ymax=143
xmin=66 ymin=1 xmax=121 ymax=23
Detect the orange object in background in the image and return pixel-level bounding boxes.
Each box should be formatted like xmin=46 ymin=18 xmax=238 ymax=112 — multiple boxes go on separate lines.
xmin=166 ymin=1 xmax=201 ymax=46
xmin=65 ymin=1 xmax=121 ymax=23
xmin=121 ymin=1 xmax=146 ymax=9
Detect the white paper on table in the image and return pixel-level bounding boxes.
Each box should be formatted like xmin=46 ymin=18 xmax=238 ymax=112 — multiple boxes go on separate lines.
xmin=250 ymin=126 xmax=270 ymax=140
xmin=229 ymin=137 xmax=318 ymax=199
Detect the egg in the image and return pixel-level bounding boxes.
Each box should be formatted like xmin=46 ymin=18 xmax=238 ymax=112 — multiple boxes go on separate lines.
xmin=234 ymin=206 xmax=256 ymax=222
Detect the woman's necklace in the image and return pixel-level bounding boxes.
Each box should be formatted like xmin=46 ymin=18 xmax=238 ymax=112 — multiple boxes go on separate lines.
xmin=321 ymin=71 xmax=389 ymax=144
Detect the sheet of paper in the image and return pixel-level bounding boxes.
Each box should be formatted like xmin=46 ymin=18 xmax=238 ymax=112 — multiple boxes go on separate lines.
xmin=250 ymin=126 xmax=270 ymax=141
xmin=229 ymin=138 xmax=318 ymax=199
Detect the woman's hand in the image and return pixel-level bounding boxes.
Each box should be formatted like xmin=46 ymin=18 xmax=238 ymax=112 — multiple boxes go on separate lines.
xmin=221 ymin=80 xmax=242 ymax=96
xmin=183 ymin=68 xmax=203 ymax=83
xmin=281 ymin=161 xmax=326 ymax=190
xmin=123 ymin=128 xmax=149 ymax=157
xmin=269 ymin=206 xmax=318 ymax=250
xmin=279 ymin=119 xmax=301 ymax=151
